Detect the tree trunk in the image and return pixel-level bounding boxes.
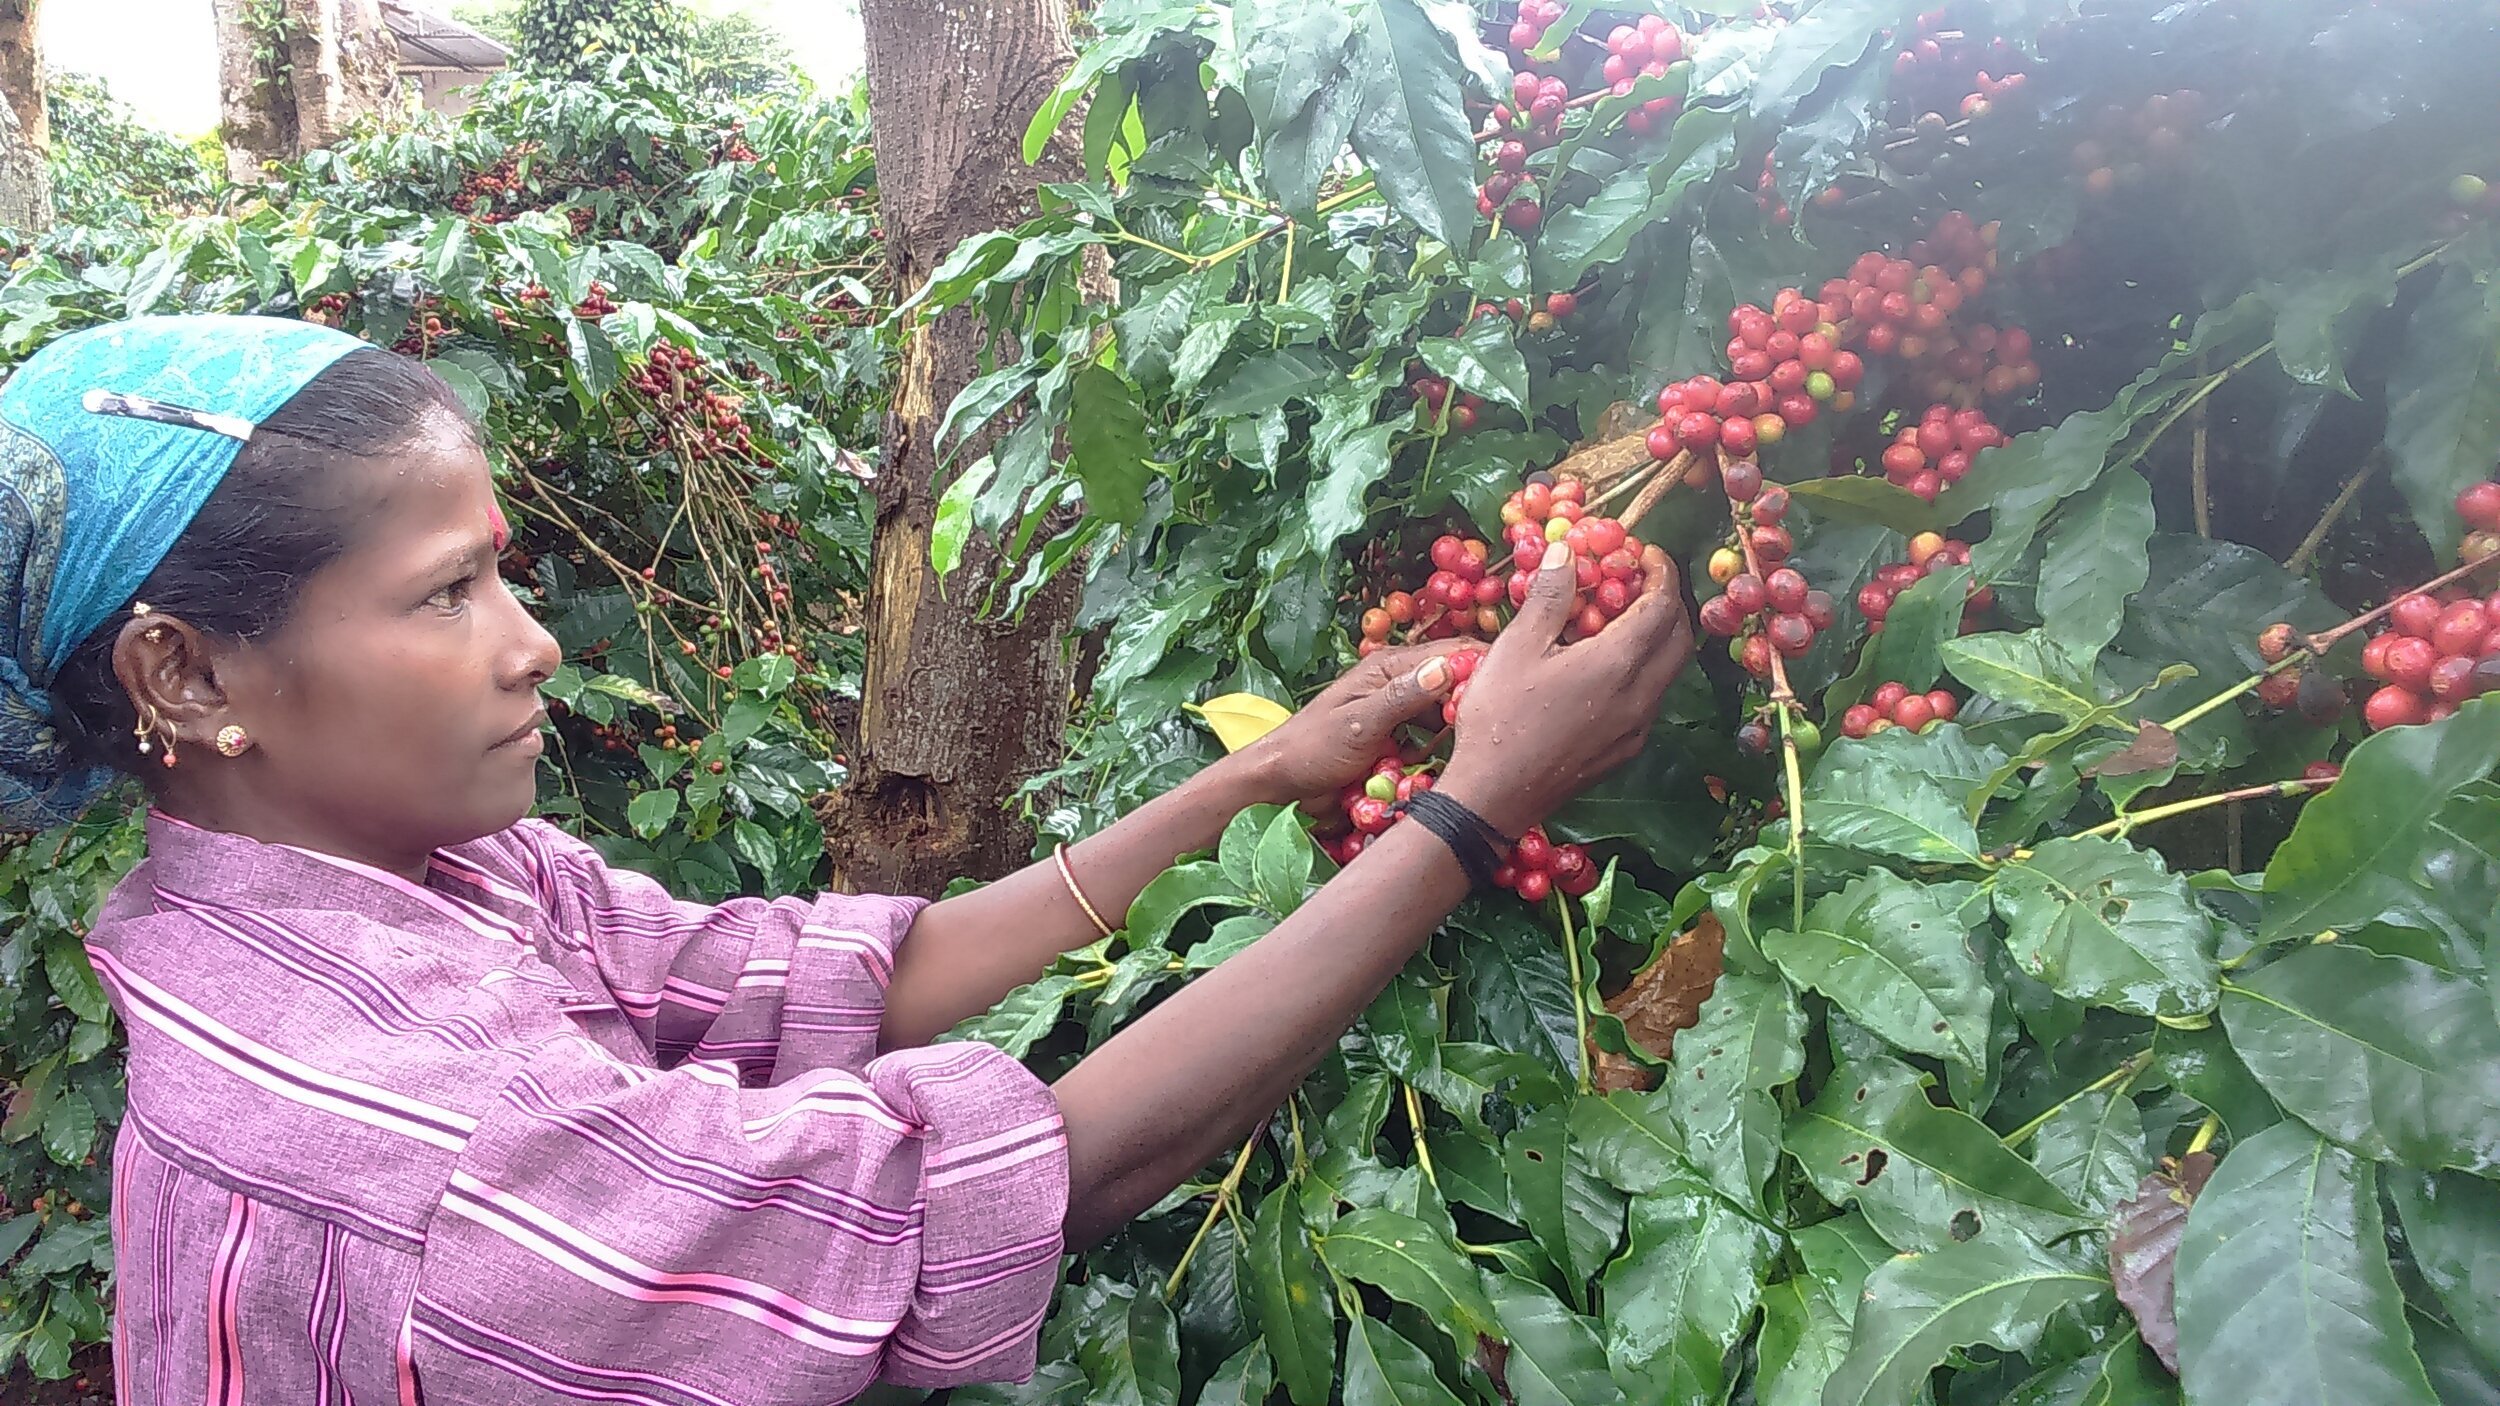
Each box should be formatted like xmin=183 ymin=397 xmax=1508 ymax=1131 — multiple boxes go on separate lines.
xmin=822 ymin=0 xmax=1087 ymax=895
xmin=0 ymin=0 xmax=43 ymax=152
xmin=213 ymin=0 xmax=401 ymax=182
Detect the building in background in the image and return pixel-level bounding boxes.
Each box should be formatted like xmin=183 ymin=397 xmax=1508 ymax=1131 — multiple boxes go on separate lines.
xmin=381 ymin=0 xmax=507 ymax=114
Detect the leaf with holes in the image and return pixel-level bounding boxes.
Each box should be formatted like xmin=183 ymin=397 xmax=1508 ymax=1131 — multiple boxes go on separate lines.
xmin=1994 ymin=836 xmax=2221 ymax=1020
xmin=1786 ymin=1058 xmax=2091 ymax=1253
xmin=1668 ymin=970 xmax=1807 ymax=1214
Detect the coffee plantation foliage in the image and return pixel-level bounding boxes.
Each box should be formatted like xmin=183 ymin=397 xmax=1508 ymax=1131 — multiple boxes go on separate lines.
xmin=0 ymin=61 xmax=889 ymax=1378
xmin=911 ymin=3 xmax=2500 ymax=1406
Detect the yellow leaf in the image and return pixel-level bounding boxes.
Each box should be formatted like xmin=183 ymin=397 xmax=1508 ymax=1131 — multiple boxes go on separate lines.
xmin=1186 ymin=692 xmax=1293 ymax=753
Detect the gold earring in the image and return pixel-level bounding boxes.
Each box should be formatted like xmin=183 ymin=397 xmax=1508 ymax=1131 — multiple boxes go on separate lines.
xmin=133 ymin=701 xmax=178 ymax=768
xmin=214 ymin=725 xmax=252 ymax=758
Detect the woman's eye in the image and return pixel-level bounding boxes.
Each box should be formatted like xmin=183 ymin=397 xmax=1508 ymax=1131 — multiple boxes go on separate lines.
xmin=427 ymin=577 xmax=475 ymax=610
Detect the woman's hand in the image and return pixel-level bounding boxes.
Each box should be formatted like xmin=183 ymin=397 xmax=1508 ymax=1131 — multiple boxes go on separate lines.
xmin=1434 ymin=539 xmax=1695 ymax=838
xmin=1237 ymin=638 xmax=1471 ymax=807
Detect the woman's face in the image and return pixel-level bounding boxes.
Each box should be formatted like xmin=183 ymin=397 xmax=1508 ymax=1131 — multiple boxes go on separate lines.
xmin=194 ymin=414 xmax=560 ymax=868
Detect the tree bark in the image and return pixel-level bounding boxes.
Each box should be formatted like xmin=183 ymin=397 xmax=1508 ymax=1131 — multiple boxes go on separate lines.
xmin=823 ymin=0 xmax=1087 ymax=895
xmin=0 ymin=0 xmax=43 ymax=152
xmin=212 ymin=0 xmax=401 ymax=181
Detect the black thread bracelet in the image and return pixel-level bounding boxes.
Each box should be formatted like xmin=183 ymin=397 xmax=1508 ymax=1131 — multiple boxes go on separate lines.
xmin=1394 ymin=789 xmax=1513 ymax=891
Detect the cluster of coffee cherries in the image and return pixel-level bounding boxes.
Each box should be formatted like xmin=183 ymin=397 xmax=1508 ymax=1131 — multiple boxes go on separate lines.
xmin=1498 ymin=478 xmax=1655 ymax=643
xmin=2457 ymin=477 xmax=2500 ymax=565
xmin=1318 ymin=748 xmax=1594 ymax=902
xmin=1750 ymin=152 xmax=1793 ymax=227
xmin=1494 ymin=825 xmax=1599 ymax=903
xmin=1407 ymin=366 xmax=1491 ymax=434
xmin=2343 ymin=591 xmax=2500 ymax=731
xmin=630 ymin=341 xmax=755 ymax=459
xmin=1698 ymin=495 xmax=1833 ymax=680
xmin=1478 ymin=67 xmax=1583 ymax=232
xmin=390 ymin=307 xmax=455 ymax=357
xmin=1358 ymin=534 xmax=1499 ymax=654
xmin=1840 ymin=680 xmax=1963 ymax=739
xmin=1877 ymin=402 xmax=2008 ymax=500
xmin=1598 ymin=19 xmax=1688 ymax=136
xmin=1816 ymin=213 xmax=2039 ymax=402
xmin=449 ymin=148 xmax=530 ymax=224
xmin=1856 ymin=532 xmax=1992 ymax=632
xmin=575 ymin=281 xmax=620 ymax=319
xmin=2072 ymin=90 xmax=2204 ymax=199
xmin=301 ymin=291 xmax=352 ymax=328
xmin=1648 ymin=293 xmax=1864 ymax=463
xmin=1888 ymin=9 xmax=2030 ymax=121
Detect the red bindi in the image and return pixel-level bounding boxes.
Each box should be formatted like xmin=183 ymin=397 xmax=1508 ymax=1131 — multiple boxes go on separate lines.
xmin=489 ymin=499 xmax=511 ymax=552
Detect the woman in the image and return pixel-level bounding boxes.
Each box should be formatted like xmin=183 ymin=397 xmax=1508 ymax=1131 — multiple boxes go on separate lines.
xmin=0 ymin=315 xmax=1693 ymax=1404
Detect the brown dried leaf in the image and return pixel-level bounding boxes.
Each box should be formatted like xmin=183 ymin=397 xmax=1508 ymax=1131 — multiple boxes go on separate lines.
xmin=1586 ymin=914 xmax=1727 ymax=1078
xmin=1552 ymin=420 xmax=1655 ymax=491
xmin=2086 ymin=721 xmax=2180 ymax=779
xmin=2109 ymin=1150 xmax=2216 ymax=1373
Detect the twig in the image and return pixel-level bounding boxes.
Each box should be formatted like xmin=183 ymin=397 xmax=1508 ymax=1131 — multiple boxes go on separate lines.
xmin=2184 ymin=1112 xmax=2221 ymax=1156
xmin=1999 ymin=1050 xmax=2151 ymax=1149
xmin=2074 ymin=776 xmax=2328 ymax=843
xmin=1618 ymin=456 xmax=1686 ymax=529
xmin=2190 ymin=357 xmax=2212 ymax=538
xmin=1557 ymin=895 xmax=1593 ymax=1096
xmin=1160 ymin=1130 xmax=1263 ymax=1300
xmin=1404 ymin=1084 xmax=1440 ymax=1195
xmin=2284 ymin=454 xmax=2379 ymax=575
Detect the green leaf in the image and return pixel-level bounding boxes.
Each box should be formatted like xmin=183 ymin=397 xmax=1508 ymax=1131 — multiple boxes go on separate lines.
xmin=1308 ymin=414 xmax=1399 ymax=549
xmin=2152 ymin=1023 xmax=2281 ymax=1143
xmin=40 ymin=933 xmax=107 ymax=1025
xmin=1958 ymin=404 xmax=2126 ymax=580
xmin=1247 ymin=1189 xmax=1338 ymax=1406
xmin=2119 ymin=536 xmax=2342 ymax=694
xmin=1071 ymin=1281 xmax=1184 ymax=1406
xmin=1345 ymin=0 xmax=1481 ymax=247
xmin=38 ymin=1089 xmax=95 ymax=1167
xmin=2029 ymin=1090 xmax=2152 ymax=1220
xmin=1201 ymin=346 xmax=1340 ymax=418
xmin=2221 ymin=944 xmax=2500 ymax=1175
xmin=2174 ymin=1122 xmax=2438 ymax=1406
xmin=2038 ymin=467 xmax=2156 ymax=664
xmin=1319 ymin=1208 xmax=1502 ymax=1355
xmin=1764 ymin=873 xmax=1992 ymax=1073
xmin=2383 ymin=263 xmax=2500 ymax=561
xmin=1941 ymin=631 xmax=2106 ymax=725
xmin=1455 ymin=905 xmax=1583 ymax=1077
xmin=1746 ymin=0 xmax=1907 ymax=120
xmin=1344 ymin=1314 xmax=1468 ymax=1406
xmin=1994 ymin=836 xmax=2221 ymax=1020
xmin=1786 ymin=1058 xmax=2091 ymax=1253
xmin=1251 ymin=807 xmax=1316 ymax=917
xmin=1121 ymin=860 xmax=1242 ymax=949
xmin=1569 ymin=1091 xmax=1690 ymax=1196
xmin=1804 ymin=735 xmax=1984 ymax=864
xmin=2391 ymin=1171 xmax=2500 ymax=1370
xmin=1602 ymin=1171 xmax=1781 ymax=1405
xmin=1419 ymin=317 xmax=1529 ymax=414
xmin=1825 ymin=1227 xmax=2112 ymax=1406
xmin=2262 ymin=260 xmax=2399 ymax=397
xmin=1759 ymin=1217 xmax=1894 ymax=1406
xmin=2259 ymin=696 xmax=2500 ymax=944
xmin=946 ymin=973 xmax=1077 ymax=1057
xmin=1196 ymin=1343 xmax=1275 ymax=1406
xmin=1504 ymin=1104 xmax=1625 ymax=1293
xmin=1785 ymin=476 xmax=1954 ymax=536
xmin=1067 ymin=364 xmax=1155 ymax=527
xmin=1481 ymin=1271 xmax=1626 ymax=1406
xmin=1668 ymin=970 xmax=1806 ymax=1213
xmin=626 ymin=786 xmax=680 ymax=839
xmin=2002 ymin=1330 xmax=2179 ymax=1406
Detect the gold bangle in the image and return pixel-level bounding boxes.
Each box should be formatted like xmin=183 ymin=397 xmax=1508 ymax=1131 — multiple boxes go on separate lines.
xmin=1054 ymin=842 xmax=1115 ymax=938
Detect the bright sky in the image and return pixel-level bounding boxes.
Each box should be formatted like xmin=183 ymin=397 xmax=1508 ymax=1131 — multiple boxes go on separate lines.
xmin=45 ymin=0 xmax=865 ymax=139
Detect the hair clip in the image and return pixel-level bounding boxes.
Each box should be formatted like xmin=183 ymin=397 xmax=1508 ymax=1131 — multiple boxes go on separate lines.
xmin=81 ymin=389 xmax=257 ymax=443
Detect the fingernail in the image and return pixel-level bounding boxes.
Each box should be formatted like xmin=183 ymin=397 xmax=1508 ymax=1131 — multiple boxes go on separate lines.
xmin=1415 ymin=657 xmax=1452 ymax=693
xmin=1542 ymin=541 xmax=1570 ymax=571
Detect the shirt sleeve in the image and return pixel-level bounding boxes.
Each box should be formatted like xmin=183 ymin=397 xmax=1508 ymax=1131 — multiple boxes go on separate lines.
xmin=409 ymin=1027 xmax=1070 ymax=1401
xmin=491 ymin=819 xmax=924 ymax=1082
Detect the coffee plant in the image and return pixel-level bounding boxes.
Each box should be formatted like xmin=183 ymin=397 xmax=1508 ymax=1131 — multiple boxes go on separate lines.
xmin=0 ymin=62 xmax=886 ymax=1381
xmin=513 ymin=0 xmax=693 ymax=83
xmin=910 ymin=2 xmax=2500 ymax=1405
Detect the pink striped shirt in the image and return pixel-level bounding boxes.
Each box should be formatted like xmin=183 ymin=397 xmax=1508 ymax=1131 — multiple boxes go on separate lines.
xmin=88 ymin=814 xmax=1069 ymax=1404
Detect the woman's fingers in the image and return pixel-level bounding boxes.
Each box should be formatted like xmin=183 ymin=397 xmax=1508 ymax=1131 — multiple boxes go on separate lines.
xmin=1488 ymin=540 xmax=1575 ymax=669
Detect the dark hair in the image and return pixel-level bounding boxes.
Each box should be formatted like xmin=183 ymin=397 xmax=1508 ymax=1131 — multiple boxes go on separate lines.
xmin=50 ymin=348 xmax=476 ymax=775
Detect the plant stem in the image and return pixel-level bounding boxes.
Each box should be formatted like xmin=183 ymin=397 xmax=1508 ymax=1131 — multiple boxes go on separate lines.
xmin=1106 ymin=228 xmax=1197 ymax=265
xmin=1161 ymin=1130 xmax=1263 ymax=1300
xmin=2190 ymin=360 xmax=2212 ymax=538
xmin=2157 ymin=655 xmax=2301 ymax=734
xmin=1315 ymin=180 xmax=1378 ymax=214
xmin=1557 ymin=895 xmax=1593 ymax=1095
xmin=2079 ymin=776 xmax=2326 ymax=842
xmin=1999 ymin=1050 xmax=2150 ymax=1148
xmin=1404 ymin=1083 xmax=1440 ymax=1195
xmin=2184 ymin=1112 xmax=2221 ymax=1156
xmin=2284 ymin=453 xmax=2379 ymax=575
xmin=2308 ymin=552 xmax=2497 ymax=652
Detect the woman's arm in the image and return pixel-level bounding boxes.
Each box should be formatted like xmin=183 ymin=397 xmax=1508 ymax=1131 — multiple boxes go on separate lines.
xmin=879 ymin=641 xmax=1469 ymax=1051
xmin=1053 ymin=543 xmax=1695 ymax=1246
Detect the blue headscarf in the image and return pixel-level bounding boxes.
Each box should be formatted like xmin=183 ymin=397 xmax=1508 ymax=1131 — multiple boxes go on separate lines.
xmin=0 ymin=315 xmax=366 ymax=828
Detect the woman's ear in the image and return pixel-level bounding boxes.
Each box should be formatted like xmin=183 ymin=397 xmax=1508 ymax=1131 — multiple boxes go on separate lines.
xmin=109 ymin=612 xmax=235 ymax=749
